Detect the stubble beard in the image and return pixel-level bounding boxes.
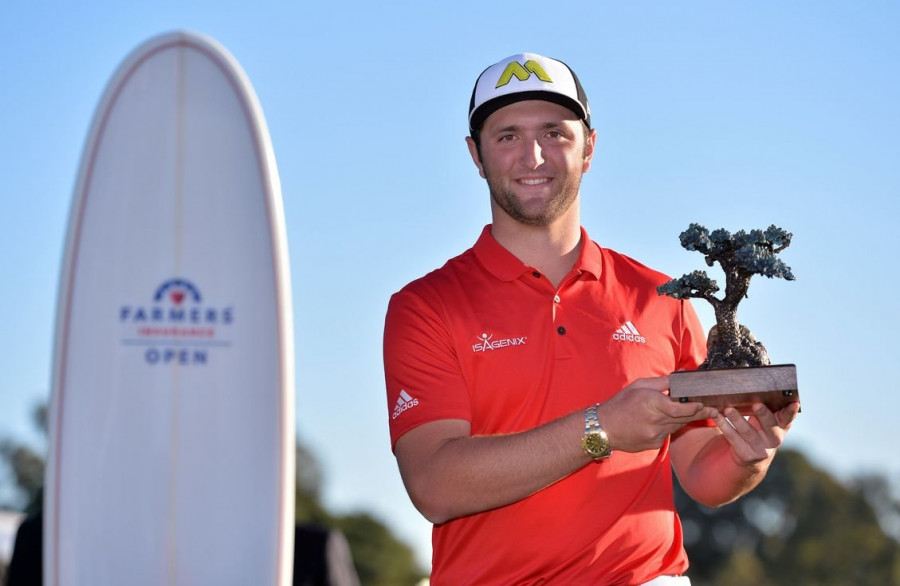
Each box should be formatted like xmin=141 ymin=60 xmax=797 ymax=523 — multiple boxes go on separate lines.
xmin=484 ymin=164 xmax=584 ymax=227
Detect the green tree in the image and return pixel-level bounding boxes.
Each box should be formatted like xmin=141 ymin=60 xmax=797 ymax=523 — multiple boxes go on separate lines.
xmin=335 ymin=513 xmax=424 ymax=586
xmin=0 ymin=404 xmax=45 ymax=514
xmin=676 ymin=449 xmax=900 ymax=585
xmin=294 ymin=442 xmax=333 ymax=526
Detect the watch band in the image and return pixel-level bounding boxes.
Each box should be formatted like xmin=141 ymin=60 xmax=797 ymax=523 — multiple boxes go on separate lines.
xmin=584 ymin=404 xmax=600 ymax=431
xmin=582 ymin=404 xmax=611 ymax=460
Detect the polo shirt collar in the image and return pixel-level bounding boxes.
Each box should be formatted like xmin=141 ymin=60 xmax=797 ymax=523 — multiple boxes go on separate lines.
xmin=472 ymin=225 xmax=603 ymax=282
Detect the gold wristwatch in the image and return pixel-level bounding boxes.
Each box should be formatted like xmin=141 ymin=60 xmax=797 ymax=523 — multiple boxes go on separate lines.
xmin=582 ymin=404 xmax=611 ymax=460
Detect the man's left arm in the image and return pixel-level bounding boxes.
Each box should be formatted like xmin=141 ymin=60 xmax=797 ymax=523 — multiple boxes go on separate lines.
xmin=670 ymin=402 xmax=801 ymax=508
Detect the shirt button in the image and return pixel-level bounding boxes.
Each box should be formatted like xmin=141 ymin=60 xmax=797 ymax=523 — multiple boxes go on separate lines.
xmin=532 ymin=271 xmax=541 ymax=278
xmin=557 ymin=326 xmax=566 ymax=335
xmin=554 ymin=295 xmax=561 ymax=303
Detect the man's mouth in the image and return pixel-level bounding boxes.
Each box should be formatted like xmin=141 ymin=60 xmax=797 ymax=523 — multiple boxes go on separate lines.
xmin=518 ymin=177 xmax=551 ymax=186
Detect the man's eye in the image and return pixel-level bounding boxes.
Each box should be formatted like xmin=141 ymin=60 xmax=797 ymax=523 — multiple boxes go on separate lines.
xmin=498 ymin=134 xmax=516 ymax=142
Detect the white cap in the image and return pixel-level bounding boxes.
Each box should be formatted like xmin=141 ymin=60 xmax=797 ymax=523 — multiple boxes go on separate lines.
xmin=468 ymin=52 xmax=591 ymax=134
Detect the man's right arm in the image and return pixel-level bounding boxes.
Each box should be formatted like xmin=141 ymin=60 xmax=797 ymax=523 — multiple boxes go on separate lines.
xmin=393 ymin=377 xmax=715 ymax=525
xmin=394 ymin=413 xmax=587 ymax=524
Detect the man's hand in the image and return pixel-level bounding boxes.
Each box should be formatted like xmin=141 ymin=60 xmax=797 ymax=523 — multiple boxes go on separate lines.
xmin=712 ymin=401 xmax=801 ymax=467
xmin=597 ymin=376 xmax=717 ymax=453
xmin=672 ymin=398 xmax=800 ymax=508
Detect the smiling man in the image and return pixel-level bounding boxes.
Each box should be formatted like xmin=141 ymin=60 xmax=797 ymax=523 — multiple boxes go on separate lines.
xmin=383 ymin=53 xmax=798 ymax=585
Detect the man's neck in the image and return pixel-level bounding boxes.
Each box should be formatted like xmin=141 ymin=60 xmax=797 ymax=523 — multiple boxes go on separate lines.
xmin=490 ymin=213 xmax=583 ymax=288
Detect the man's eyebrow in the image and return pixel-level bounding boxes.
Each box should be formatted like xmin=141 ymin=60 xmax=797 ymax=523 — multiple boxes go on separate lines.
xmin=491 ymin=121 xmax=565 ymax=134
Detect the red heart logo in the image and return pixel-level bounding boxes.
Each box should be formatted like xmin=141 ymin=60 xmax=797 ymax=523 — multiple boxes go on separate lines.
xmin=171 ymin=291 xmax=185 ymax=304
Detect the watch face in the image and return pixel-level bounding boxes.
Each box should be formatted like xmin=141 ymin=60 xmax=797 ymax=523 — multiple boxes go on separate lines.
xmin=583 ymin=432 xmax=610 ymax=458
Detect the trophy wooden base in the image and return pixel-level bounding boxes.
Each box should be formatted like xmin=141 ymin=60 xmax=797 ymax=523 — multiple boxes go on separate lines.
xmin=669 ymin=364 xmax=799 ymax=414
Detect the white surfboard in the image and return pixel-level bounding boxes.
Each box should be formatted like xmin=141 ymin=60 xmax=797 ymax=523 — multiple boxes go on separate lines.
xmin=45 ymin=31 xmax=295 ymax=585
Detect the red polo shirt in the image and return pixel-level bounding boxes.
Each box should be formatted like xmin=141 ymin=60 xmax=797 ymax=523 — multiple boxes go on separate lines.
xmin=384 ymin=225 xmax=707 ymax=585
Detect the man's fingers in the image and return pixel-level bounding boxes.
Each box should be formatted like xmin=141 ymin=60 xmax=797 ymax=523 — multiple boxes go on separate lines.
xmin=657 ymin=394 xmax=716 ymax=421
xmin=775 ymin=402 xmax=801 ymax=429
xmin=628 ymin=375 xmax=671 ymax=393
xmin=750 ymin=404 xmax=779 ymax=428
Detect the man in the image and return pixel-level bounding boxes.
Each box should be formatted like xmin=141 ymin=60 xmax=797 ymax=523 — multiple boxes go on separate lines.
xmin=383 ymin=53 xmax=798 ymax=585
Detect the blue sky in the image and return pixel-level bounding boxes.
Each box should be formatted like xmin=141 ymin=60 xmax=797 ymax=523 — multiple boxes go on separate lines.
xmin=2 ymin=0 xmax=899 ymax=569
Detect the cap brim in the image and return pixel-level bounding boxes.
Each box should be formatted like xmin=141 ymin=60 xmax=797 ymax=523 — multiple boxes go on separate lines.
xmin=469 ymin=91 xmax=590 ymax=134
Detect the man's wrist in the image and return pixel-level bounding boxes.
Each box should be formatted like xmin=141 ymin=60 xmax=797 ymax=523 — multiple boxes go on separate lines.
xmin=581 ymin=404 xmax=611 ymax=460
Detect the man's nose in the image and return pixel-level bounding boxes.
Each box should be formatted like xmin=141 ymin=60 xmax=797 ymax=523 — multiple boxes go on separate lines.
xmin=518 ymin=139 xmax=544 ymax=169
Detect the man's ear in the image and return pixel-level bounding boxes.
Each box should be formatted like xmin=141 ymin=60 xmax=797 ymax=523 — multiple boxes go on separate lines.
xmin=582 ymin=128 xmax=598 ymax=174
xmin=465 ymin=136 xmax=487 ymax=179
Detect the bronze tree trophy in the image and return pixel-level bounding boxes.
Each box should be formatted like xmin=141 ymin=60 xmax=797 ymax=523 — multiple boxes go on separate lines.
xmin=657 ymin=223 xmax=800 ymax=414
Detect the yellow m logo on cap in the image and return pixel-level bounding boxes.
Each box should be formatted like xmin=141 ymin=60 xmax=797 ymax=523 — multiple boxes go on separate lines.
xmin=495 ymin=60 xmax=553 ymax=88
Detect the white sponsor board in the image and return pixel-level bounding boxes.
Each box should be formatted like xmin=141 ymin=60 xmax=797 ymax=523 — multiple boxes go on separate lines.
xmin=45 ymin=31 xmax=295 ymax=585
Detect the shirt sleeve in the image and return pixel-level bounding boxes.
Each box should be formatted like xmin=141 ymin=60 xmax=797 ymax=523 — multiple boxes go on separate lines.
xmin=383 ymin=286 xmax=472 ymax=450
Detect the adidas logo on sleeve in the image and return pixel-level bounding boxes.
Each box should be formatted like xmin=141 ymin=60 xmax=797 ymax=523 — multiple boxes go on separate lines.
xmin=392 ymin=390 xmax=419 ymax=420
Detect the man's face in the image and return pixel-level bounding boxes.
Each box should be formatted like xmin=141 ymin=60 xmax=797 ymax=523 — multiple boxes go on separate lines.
xmin=467 ymin=100 xmax=595 ymax=227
